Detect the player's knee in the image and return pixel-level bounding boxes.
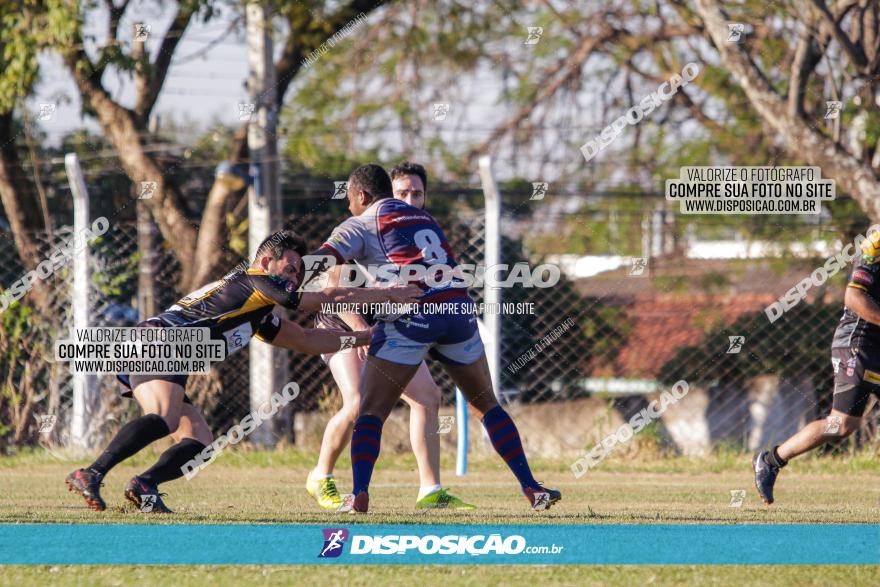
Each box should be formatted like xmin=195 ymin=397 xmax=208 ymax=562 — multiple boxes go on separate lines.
xmin=469 ymin=395 xmax=498 ymax=418
xmin=408 ymin=386 xmax=441 ymax=413
xmin=339 ymin=404 xmax=359 ymax=425
xmin=170 ymin=427 xmax=188 ymax=443
xmin=341 ymin=390 xmax=362 ymax=412
xmin=358 ymin=402 xmax=391 ymax=422
xmin=160 ymin=412 xmax=182 ymax=432
xmin=358 ymin=393 xmax=382 ymax=414
xmin=171 ymin=423 xmax=210 ymax=445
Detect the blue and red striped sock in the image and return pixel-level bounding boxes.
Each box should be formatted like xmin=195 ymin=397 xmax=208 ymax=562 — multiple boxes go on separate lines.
xmin=351 ymin=414 xmax=383 ymax=495
xmin=481 ymin=406 xmax=539 ymax=490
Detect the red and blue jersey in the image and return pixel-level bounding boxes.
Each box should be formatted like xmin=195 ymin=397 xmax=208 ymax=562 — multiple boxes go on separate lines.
xmin=320 ymin=198 xmax=469 ymax=303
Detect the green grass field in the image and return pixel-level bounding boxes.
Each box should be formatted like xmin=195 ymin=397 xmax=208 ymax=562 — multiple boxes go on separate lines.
xmin=1 ymin=448 xmax=878 ymax=585
xmin=1 ymin=565 xmax=877 ymax=587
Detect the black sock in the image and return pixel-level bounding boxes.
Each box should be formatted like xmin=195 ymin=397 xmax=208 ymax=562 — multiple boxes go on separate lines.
xmin=765 ymin=446 xmax=788 ymax=468
xmin=89 ymin=414 xmax=171 ymax=476
xmin=139 ymin=438 xmax=207 ymax=487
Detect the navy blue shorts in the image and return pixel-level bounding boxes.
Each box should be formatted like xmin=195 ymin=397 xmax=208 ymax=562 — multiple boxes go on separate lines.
xmin=368 ymin=299 xmax=484 ymax=366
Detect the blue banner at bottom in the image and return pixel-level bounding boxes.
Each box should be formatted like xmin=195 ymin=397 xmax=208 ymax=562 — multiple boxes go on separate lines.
xmin=0 ymin=524 xmax=877 ymax=565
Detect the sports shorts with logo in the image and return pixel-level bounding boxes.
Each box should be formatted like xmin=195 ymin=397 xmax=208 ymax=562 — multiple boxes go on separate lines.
xmin=369 ymin=299 xmax=483 ymax=366
xmin=830 ymin=345 xmax=880 ymax=417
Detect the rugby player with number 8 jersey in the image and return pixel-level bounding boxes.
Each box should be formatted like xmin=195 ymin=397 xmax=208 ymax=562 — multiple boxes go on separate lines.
xmin=306 ymin=162 xmax=475 ymax=511
xmin=309 ymin=164 xmax=561 ymax=513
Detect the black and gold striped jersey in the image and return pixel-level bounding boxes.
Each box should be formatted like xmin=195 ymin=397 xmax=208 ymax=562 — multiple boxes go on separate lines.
xmin=150 ymin=268 xmax=302 ymax=355
xmin=834 ymin=257 xmax=880 ymax=349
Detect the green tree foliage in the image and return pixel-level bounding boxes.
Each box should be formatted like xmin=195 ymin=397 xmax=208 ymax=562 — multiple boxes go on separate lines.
xmin=281 ymin=0 xmax=528 ymax=177
xmin=0 ymin=301 xmax=55 ymax=447
xmin=0 ymin=1 xmax=74 ymax=113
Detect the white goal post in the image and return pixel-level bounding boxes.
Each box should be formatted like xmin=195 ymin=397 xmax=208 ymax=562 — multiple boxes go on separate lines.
xmin=454 ymin=156 xmax=502 ymax=476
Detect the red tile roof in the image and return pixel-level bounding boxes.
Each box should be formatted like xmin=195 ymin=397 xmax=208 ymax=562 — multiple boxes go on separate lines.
xmin=608 ymin=293 xmax=777 ymax=378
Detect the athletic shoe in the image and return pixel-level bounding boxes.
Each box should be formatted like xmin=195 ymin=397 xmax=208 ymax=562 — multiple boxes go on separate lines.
xmin=523 ymin=484 xmax=562 ymax=511
xmin=65 ymin=468 xmax=106 ymax=511
xmin=306 ymin=474 xmax=344 ymax=510
xmin=124 ymin=476 xmax=173 ymax=513
xmin=416 ymin=488 xmax=477 ymax=510
xmin=333 ymin=491 xmax=369 ymax=514
xmin=752 ymin=451 xmax=779 ymax=505
xmin=336 ymin=493 xmax=355 ymax=513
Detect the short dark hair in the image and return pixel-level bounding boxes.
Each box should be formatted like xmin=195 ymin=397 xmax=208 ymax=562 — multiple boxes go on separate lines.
xmin=390 ymin=161 xmax=427 ymax=191
xmin=348 ymin=163 xmax=393 ymax=200
xmin=254 ymin=230 xmax=307 ymax=263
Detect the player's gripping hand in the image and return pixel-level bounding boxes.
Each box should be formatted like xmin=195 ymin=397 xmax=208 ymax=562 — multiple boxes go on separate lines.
xmin=351 ymin=327 xmax=374 ymax=348
xmin=355 ymin=331 xmax=372 ymax=360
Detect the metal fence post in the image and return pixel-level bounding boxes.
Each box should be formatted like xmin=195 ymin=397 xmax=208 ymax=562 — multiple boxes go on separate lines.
xmin=477 ymin=156 xmax=502 ymax=396
xmin=64 ymin=153 xmax=98 ymax=449
xmin=474 ymin=156 xmax=503 ymax=461
xmin=136 ymin=199 xmax=157 ymax=320
xmin=246 ymin=2 xmax=288 ymax=446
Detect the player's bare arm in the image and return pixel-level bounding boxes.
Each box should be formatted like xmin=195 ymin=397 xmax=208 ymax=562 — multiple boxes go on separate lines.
xmin=270 ymin=317 xmax=372 ymax=355
xmin=299 ymin=257 xmax=422 ymax=311
xmin=843 ymin=286 xmax=880 ymax=324
xmin=339 ymin=311 xmax=370 ymax=330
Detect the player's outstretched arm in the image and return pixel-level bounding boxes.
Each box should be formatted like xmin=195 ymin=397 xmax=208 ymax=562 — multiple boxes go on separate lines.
xmin=269 ymin=317 xmax=371 ymax=355
xmin=298 ymin=284 xmax=422 ymax=313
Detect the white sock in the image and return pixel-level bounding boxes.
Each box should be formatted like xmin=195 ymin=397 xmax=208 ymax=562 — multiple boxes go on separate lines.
xmin=418 ymin=484 xmax=443 ymax=500
xmin=310 ymin=470 xmax=333 ymax=481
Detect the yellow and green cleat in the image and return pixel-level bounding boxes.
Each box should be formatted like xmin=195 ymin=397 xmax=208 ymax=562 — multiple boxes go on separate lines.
xmin=306 ymin=474 xmax=344 ymax=510
xmin=415 ymin=488 xmax=476 ymax=510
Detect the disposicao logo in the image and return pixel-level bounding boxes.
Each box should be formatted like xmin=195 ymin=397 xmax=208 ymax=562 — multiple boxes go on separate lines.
xmin=318 ymin=530 xmax=562 ymax=558
xmin=349 ymin=534 xmax=528 ymax=555
xmin=319 ymin=528 xmax=349 ymax=558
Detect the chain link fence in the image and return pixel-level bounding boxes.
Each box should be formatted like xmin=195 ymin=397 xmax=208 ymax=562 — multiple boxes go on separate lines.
xmin=2 ymin=204 xmax=878 ymax=458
